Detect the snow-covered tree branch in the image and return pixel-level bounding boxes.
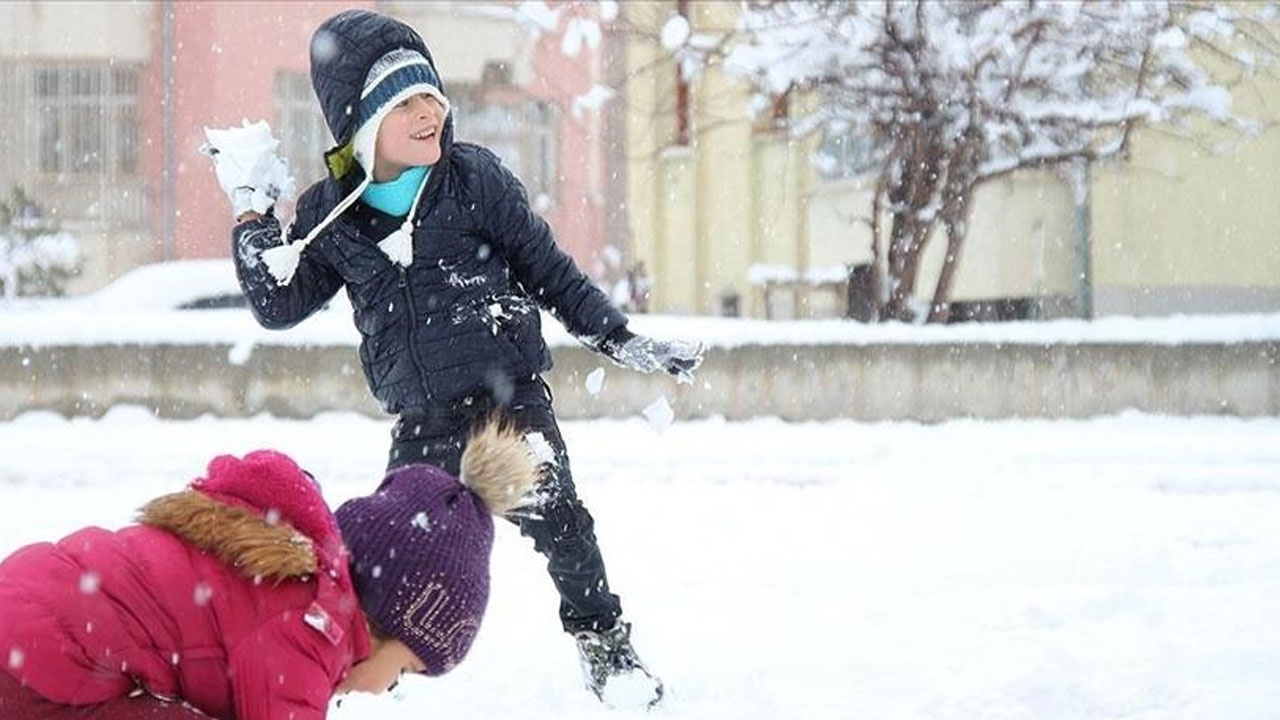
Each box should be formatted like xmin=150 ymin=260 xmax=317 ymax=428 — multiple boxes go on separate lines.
xmin=0 ymin=187 xmax=80 ymax=300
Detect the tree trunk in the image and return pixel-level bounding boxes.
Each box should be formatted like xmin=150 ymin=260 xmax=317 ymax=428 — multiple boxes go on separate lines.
xmin=927 ymin=209 xmax=968 ymax=323
xmin=927 ymin=125 xmax=983 ymax=324
xmin=882 ymin=124 xmax=945 ymax=322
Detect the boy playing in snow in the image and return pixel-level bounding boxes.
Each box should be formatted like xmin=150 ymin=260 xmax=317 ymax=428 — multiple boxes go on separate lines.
xmin=209 ymin=9 xmax=702 ymax=707
xmin=0 ymin=420 xmax=538 ymax=720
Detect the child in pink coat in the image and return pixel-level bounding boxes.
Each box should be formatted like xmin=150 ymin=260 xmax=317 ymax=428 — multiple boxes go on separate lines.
xmin=0 ymin=421 xmax=536 ymax=720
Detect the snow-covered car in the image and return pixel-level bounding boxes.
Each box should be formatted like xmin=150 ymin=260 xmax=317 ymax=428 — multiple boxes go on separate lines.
xmin=70 ymin=258 xmax=353 ymax=315
xmin=78 ymin=259 xmax=248 ymax=311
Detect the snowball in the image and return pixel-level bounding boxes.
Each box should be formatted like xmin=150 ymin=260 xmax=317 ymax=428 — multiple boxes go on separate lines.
xmin=311 ymin=29 xmax=340 ymax=63
xmin=585 ymin=367 xmax=606 ymax=396
xmin=227 ymin=341 xmax=253 ymax=365
xmin=643 ymin=396 xmax=675 ymax=431
xmin=525 ymin=431 xmax=559 ymax=467
xmin=661 ymin=14 xmax=691 ymax=50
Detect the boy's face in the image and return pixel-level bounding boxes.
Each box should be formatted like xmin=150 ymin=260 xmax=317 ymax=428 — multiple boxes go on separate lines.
xmin=373 ymin=93 xmax=447 ymax=182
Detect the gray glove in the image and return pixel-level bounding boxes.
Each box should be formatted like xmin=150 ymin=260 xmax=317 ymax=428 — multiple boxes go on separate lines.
xmin=599 ymin=327 xmax=705 ymax=384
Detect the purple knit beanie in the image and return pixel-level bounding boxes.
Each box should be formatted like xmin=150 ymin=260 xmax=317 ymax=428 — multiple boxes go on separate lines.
xmin=335 ymin=463 xmax=494 ymax=675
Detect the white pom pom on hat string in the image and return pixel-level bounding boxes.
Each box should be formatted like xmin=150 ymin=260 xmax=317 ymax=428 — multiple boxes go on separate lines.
xmin=262 ymin=242 xmax=304 ymax=285
xmin=374 ymin=167 xmax=429 ymax=268
xmin=378 ymin=221 xmax=416 ymax=268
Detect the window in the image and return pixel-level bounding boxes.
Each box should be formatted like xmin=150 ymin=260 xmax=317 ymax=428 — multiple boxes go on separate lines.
xmin=815 ymin=124 xmax=878 ymax=181
xmin=0 ymin=60 xmax=144 ymax=229
xmin=452 ymin=88 xmax=558 ymax=207
xmin=674 ymin=0 xmax=691 ymax=146
xmin=32 ymin=64 xmax=139 ymax=177
xmin=274 ymin=71 xmax=332 ymax=186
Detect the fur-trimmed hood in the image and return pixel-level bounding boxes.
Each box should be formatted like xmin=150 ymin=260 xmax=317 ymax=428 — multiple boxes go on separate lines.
xmin=139 ymin=490 xmax=318 ymax=581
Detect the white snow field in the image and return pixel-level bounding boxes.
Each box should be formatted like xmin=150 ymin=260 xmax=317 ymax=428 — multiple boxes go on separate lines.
xmin=0 ymin=409 xmax=1278 ymax=720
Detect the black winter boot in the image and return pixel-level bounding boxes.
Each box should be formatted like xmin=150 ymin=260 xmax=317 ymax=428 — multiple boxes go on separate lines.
xmin=574 ymin=620 xmax=664 ymax=709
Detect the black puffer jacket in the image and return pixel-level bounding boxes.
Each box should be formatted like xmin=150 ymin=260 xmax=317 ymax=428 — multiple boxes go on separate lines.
xmin=233 ymin=10 xmax=626 ymax=413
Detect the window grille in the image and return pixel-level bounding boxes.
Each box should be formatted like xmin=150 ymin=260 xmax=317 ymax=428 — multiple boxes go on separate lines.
xmin=274 ymin=71 xmax=331 ymax=186
xmin=452 ymin=87 xmax=558 ymax=207
xmin=0 ymin=60 xmax=144 ymax=229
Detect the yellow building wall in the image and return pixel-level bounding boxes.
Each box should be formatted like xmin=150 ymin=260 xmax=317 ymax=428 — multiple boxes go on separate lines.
xmin=656 ymin=150 xmax=698 ymax=313
xmin=1090 ymin=64 xmax=1280 ymax=314
xmin=692 ymin=0 xmax=755 ymax=316
xmin=622 ymin=0 xmax=813 ymax=317
xmin=623 ymin=1 xmax=679 ymax=311
xmin=806 ymin=169 xmax=1077 ymax=312
xmin=919 ymin=171 xmax=1078 ymax=302
xmin=751 ymin=138 xmax=811 ymax=316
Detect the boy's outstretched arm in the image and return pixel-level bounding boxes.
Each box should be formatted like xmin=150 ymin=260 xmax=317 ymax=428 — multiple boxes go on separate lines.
xmin=232 ymin=206 xmax=343 ymax=330
xmin=479 ymin=152 xmax=704 ymax=383
xmin=204 ymin=120 xmax=343 ymax=330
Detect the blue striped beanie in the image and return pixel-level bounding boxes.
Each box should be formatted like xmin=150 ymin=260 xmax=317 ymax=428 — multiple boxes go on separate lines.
xmin=350 ymin=48 xmax=451 ymax=173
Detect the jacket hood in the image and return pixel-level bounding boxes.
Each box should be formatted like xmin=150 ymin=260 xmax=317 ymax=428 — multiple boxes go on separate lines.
xmin=139 ymin=490 xmax=319 ymax=580
xmin=309 ymin=9 xmax=455 ymax=182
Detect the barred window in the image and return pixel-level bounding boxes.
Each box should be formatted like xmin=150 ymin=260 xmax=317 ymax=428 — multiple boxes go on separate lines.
xmin=274 ymin=71 xmax=331 ymax=186
xmin=452 ymin=87 xmax=558 ymax=208
xmin=32 ymin=64 xmax=139 ymax=177
xmin=0 ymin=60 xmax=144 ymax=229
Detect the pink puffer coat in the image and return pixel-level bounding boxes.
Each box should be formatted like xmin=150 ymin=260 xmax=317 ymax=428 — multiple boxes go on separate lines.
xmin=0 ymin=450 xmax=371 ymax=720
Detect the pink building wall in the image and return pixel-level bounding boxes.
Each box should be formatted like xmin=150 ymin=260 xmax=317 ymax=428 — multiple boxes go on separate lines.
xmin=526 ymin=8 xmax=609 ymax=277
xmin=150 ymin=1 xmax=370 ymax=260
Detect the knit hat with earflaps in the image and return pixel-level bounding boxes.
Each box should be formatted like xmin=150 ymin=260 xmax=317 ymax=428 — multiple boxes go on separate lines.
xmin=334 ymin=419 xmax=542 ymax=675
xmin=262 ymin=43 xmax=450 ymax=285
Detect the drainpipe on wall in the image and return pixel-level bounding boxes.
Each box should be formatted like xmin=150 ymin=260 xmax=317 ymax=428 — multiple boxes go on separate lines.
xmin=161 ymin=0 xmax=175 ymax=261
xmin=1072 ymin=158 xmax=1094 ymax=320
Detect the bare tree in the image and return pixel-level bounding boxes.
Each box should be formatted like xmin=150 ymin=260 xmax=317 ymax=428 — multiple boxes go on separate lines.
xmin=685 ymin=0 xmax=1280 ymax=322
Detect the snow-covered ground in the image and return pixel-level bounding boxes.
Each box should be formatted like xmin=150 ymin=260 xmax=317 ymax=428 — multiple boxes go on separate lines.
xmin=2 ymin=409 xmax=1278 ymax=720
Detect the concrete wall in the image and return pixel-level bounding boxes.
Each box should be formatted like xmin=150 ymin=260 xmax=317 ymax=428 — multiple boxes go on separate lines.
xmin=3 ymin=341 xmax=1275 ymax=422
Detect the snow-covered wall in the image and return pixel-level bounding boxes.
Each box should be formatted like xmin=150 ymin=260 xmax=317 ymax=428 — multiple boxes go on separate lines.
xmin=2 ymin=339 xmax=1275 ymax=422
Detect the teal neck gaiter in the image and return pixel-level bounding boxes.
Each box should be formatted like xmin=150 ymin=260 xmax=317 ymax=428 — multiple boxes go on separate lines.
xmin=361 ymin=165 xmax=430 ymax=217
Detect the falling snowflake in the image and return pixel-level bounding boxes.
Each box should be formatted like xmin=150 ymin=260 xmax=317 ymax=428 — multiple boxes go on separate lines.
xmin=585 ymin=367 xmax=606 ymax=396
xmin=412 ymin=511 xmax=431 ymax=532
xmin=79 ymin=571 xmax=101 ymax=595
xmin=525 ymin=431 xmax=558 ymax=467
xmin=643 ymin=396 xmax=675 ymax=431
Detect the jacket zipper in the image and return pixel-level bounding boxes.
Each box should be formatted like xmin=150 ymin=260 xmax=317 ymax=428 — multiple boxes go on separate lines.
xmin=399 ymin=266 xmax=431 ymax=401
xmin=395 ymin=133 xmax=449 ymax=405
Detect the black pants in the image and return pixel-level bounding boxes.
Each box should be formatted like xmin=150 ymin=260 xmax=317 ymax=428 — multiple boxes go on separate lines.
xmin=387 ymin=379 xmax=622 ymax=634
